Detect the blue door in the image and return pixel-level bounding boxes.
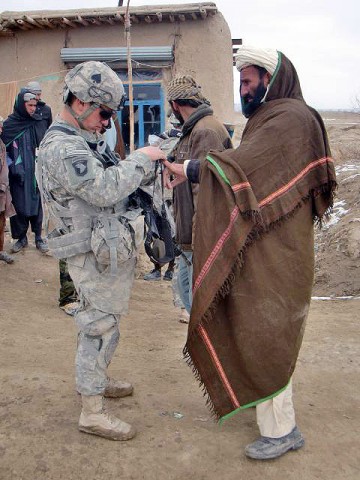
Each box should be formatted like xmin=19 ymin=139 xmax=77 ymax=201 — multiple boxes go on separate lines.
xmin=118 ymin=83 xmax=165 ymax=153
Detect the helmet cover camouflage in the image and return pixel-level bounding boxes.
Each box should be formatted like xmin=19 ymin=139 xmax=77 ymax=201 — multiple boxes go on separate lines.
xmin=64 ymin=61 xmax=125 ymax=110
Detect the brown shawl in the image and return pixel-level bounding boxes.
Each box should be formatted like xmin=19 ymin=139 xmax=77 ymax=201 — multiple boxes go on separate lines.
xmin=185 ymin=53 xmax=337 ymax=420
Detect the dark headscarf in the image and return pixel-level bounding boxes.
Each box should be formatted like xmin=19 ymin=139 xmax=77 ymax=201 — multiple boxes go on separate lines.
xmin=1 ymin=90 xmax=43 ymax=147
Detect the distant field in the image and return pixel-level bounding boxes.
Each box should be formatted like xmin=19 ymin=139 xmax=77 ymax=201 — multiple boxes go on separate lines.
xmin=231 ymin=109 xmax=360 ymax=148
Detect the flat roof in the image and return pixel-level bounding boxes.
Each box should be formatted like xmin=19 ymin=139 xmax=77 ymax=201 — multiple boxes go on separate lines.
xmin=0 ymin=3 xmax=218 ymax=36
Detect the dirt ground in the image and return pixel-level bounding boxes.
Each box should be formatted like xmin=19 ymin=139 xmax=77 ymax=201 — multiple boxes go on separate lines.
xmin=0 ymin=111 xmax=359 ymax=479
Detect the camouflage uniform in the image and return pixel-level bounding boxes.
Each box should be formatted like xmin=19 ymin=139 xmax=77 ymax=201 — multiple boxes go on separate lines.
xmin=37 ymin=118 xmax=153 ymax=395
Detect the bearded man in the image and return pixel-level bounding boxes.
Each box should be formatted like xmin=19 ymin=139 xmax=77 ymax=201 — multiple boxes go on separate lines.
xmin=163 ymin=46 xmax=337 ymax=460
xmin=166 ymin=75 xmax=232 ymax=312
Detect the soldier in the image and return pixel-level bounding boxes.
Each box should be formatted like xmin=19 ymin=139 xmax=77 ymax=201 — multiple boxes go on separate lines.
xmin=36 ymin=61 xmax=165 ymax=441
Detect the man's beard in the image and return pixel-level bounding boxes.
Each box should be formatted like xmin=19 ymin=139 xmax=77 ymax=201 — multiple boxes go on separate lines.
xmin=172 ymin=109 xmax=184 ymax=125
xmin=241 ymin=81 xmax=268 ymax=118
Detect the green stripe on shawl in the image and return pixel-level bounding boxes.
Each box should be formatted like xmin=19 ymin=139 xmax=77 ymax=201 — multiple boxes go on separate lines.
xmin=219 ymin=380 xmax=291 ymax=424
xmin=267 ymin=51 xmax=282 ymax=91
xmin=206 ymin=155 xmax=231 ymax=185
xmin=5 ymin=129 xmax=26 ymax=148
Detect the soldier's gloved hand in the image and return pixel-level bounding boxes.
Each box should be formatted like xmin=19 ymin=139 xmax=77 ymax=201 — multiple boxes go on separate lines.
xmin=138 ymin=146 xmax=166 ymax=162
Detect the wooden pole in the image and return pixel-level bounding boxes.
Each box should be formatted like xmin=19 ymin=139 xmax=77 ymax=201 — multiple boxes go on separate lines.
xmin=125 ymin=0 xmax=134 ymax=152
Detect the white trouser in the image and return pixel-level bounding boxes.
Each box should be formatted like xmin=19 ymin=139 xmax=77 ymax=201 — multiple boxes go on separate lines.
xmin=256 ymin=380 xmax=296 ymax=438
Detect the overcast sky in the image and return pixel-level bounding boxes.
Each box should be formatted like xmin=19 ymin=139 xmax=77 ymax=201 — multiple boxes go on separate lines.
xmin=2 ymin=0 xmax=359 ymax=109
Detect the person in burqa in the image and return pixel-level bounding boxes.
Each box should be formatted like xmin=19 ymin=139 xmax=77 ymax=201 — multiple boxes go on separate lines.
xmin=1 ymin=90 xmax=49 ymax=253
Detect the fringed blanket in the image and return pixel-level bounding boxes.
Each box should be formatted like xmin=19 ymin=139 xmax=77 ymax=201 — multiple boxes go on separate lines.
xmin=185 ymin=97 xmax=337 ymax=420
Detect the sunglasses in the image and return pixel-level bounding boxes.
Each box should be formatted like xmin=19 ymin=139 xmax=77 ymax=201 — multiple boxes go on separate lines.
xmin=92 ymin=95 xmax=126 ymax=120
xmin=98 ymin=107 xmax=115 ymax=121
xmin=91 ymin=103 xmax=115 ymax=120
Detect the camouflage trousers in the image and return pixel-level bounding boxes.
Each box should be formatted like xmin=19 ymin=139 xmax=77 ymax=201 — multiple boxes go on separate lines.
xmin=75 ymin=306 xmax=120 ymax=395
xmin=58 ymin=259 xmax=77 ymax=307
xmin=67 ymin=252 xmax=136 ymax=396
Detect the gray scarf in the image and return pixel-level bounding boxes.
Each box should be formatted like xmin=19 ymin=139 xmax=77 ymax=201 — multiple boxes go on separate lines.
xmin=181 ymin=104 xmax=213 ymax=138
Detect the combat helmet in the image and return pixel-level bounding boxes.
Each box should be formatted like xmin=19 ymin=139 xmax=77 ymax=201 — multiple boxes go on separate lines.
xmin=63 ymin=61 xmax=126 ymax=112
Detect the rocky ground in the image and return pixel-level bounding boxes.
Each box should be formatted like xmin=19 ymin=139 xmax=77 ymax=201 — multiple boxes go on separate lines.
xmin=0 ymin=111 xmax=359 ymax=480
xmin=313 ymin=112 xmax=360 ymax=296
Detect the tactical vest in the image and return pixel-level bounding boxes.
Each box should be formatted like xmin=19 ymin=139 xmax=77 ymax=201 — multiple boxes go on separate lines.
xmin=36 ymin=126 xmax=142 ymax=275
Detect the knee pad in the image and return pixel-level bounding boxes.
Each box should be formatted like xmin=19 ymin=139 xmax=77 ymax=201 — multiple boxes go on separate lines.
xmin=76 ymin=309 xmax=118 ymax=336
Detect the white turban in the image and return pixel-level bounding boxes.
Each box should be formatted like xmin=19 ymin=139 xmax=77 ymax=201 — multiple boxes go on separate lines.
xmin=235 ymin=46 xmax=279 ymax=75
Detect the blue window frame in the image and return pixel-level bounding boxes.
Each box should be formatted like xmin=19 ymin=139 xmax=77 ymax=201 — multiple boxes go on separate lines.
xmin=117 ymin=83 xmax=165 ymax=152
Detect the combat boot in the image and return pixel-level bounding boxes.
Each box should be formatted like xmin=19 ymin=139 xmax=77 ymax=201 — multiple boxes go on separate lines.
xmin=104 ymin=378 xmax=134 ymax=398
xmin=79 ymin=395 xmax=136 ymax=441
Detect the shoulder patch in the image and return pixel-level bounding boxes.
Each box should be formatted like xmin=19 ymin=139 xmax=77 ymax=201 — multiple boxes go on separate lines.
xmin=72 ymin=159 xmax=88 ymax=177
xmin=64 ymin=156 xmax=96 ymax=187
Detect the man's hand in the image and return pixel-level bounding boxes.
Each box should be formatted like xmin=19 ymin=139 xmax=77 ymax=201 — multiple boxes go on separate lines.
xmin=162 ymin=159 xmax=187 ymax=188
xmin=138 ymin=146 xmax=166 ymax=162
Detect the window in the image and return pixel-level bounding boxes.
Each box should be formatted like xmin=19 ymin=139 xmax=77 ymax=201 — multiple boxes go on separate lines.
xmin=118 ymin=83 xmax=165 ymax=152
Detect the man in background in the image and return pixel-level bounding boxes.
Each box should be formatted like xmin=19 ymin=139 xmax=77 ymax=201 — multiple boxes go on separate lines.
xmin=167 ymin=75 xmax=232 ymax=313
xmin=25 ymin=81 xmax=53 ymax=133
